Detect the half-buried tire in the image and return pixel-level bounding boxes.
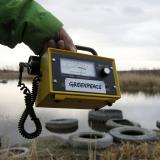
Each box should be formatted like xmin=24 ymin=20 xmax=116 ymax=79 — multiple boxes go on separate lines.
xmin=109 ymin=126 xmax=158 ymax=143
xmin=69 ymin=132 xmax=113 ymax=149
xmin=45 ymin=119 xmax=78 ymax=133
xmin=0 ymin=147 xmax=30 ymax=158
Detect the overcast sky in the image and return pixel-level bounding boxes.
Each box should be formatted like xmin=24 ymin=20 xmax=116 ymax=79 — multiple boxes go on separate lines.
xmin=0 ymin=0 xmax=160 ymax=70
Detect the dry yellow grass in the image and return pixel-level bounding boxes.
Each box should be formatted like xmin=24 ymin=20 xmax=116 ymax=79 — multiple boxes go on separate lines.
xmin=0 ymin=134 xmax=160 ymax=160
xmin=101 ymin=142 xmax=160 ymax=160
xmin=118 ymin=70 xmax=160 ymax=94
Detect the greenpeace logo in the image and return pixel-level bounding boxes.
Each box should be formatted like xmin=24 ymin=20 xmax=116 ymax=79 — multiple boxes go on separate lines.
xmin=65 ymin=78 xmax=106 ymax=93
xmin=69 ymin=81 xmax=102 ymax=90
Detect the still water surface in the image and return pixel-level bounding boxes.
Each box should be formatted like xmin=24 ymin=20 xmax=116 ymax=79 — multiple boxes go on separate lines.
xmin=0 ymin=80 xmax=160 ymax=145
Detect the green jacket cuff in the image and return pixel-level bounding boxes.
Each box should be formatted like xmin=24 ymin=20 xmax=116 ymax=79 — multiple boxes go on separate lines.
xmin=0 ymin=0 xmax=63 ymax=55
xmin=22 ymin=1 xmax=63 ymax=55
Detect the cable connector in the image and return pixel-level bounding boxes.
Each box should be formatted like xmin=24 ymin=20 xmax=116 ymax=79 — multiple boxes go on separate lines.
xmin=17 ymin=62 xmax=28 ymax=86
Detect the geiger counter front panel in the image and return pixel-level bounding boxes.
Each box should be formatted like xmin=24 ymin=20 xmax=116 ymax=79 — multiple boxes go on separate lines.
xmin=36 ymin=48 xmax=121 ymax=109
xmin=52 ymin=53 xmax=117 ymax=95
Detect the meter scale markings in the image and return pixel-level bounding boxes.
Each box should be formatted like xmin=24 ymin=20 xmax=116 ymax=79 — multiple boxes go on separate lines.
xmin=60 ymin=58 xmax=96 ymax=77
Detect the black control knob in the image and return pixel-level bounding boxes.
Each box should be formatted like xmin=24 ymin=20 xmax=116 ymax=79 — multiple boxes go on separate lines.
xmin=102 ymin=67 xmax=111 ymax=76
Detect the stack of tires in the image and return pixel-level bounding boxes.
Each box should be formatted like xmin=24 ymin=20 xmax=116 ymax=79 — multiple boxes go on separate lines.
xmin=89 ymin=109 xmax=125 ymax=132
xmin=88 ymin=109 xmax=158 ymax=143
xmin=45 ymin=109 xmax=158 ymax=150
xmin=45 ymin=118 xmax=114 ymax=149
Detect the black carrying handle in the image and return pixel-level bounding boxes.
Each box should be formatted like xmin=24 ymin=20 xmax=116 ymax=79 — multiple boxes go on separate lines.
xmin=75 ymin=45 xmax=98 ymax=56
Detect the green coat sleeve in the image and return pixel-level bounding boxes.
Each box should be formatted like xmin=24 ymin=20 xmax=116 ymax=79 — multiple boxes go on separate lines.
xmin=0 ymin=0 xmax=63 ymax=55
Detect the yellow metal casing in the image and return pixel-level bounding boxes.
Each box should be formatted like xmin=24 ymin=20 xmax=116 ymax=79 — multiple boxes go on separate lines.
xmin=35 ymin=48 xmax=121 ymax=109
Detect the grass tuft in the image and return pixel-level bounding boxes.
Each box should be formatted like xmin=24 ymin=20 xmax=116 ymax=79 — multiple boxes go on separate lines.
xmin=102 ymin=141 xmax=160 ymax=160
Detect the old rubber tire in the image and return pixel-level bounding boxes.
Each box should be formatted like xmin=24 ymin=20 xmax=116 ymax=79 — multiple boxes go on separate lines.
xmin=88 ymin=121 xmax=107 ymax=132
xmin=109 ymin=126 xmax=158 ymax=143
xmin=89 ymin=109 xmax=123 ymax=123
xmin=106 ymin=119 xmax=141 ymax=130
xmin=69 ymin=132 xmax=113 ymax=149
xmin=0 ymin=136 xmax=1 ymax=148
xmin=0 ymin=147 xmax=30 ymax=158
xmin=45 ymin=119 xmax=78 ymax=133
xmin=156 ymin=121 xmax=160 ymax=129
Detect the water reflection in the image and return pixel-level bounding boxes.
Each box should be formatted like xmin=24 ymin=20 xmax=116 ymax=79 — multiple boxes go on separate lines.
xmin=0 ymin=80 xmax=160 ymax=145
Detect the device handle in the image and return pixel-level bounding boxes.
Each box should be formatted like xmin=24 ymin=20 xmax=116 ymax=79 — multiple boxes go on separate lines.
xmin=75 ymin=45 xmax=98 ymax=56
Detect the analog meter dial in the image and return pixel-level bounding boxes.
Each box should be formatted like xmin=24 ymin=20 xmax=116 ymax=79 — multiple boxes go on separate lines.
xmin=60 ymin=58 xmax=96 ymax=77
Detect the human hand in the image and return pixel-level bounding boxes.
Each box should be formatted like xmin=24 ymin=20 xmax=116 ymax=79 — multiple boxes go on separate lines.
xmin=43 ymin=28 xmax=76 ymax=53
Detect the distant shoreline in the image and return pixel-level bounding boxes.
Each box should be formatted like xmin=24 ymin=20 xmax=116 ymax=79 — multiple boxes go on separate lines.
xmin=0 ymin=69 xmax=160 ymax=94
xmin=0 ymin=69 xmax=33 ymax=80
xmin=118 ymin=70 xmax=160 ymax=94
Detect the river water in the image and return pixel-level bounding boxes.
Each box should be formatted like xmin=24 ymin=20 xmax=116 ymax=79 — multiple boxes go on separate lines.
xmin=0 ymin=80 xmax=160 ymax=146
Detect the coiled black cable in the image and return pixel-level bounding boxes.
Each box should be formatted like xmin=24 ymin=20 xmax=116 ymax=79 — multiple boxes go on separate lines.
xmin=18 ymin=76 xmax=42 ymax=139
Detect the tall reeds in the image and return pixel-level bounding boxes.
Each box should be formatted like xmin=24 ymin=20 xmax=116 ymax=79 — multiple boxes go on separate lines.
xmin=1 ymin=69 xmax=160 ymax=94
xmin=118 ymin=70 xmax=160 ymax=94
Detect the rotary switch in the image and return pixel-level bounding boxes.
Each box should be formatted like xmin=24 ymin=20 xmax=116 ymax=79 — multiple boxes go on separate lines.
xmin=102 ymin=67 xmax=111 ymax=76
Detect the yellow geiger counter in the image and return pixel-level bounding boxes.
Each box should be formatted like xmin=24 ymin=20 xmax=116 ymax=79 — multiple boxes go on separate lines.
xmin=36 ymin=46 xmax=121 ymax=109
xmin=17 ymin=45 xmax=121 ymax=139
